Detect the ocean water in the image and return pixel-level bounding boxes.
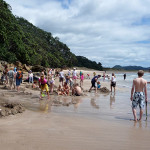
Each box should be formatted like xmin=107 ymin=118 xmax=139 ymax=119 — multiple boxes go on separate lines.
xmin=114 ymin=72 xmax=150 ymax=88
xmin=99 ymin=72 xmax=150 ymax=92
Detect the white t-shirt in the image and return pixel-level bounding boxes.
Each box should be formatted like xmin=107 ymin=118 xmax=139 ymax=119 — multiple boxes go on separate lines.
xmin=111 ymin=76 xmax=116 ymax=82
xmin=59 ymin=71 xmax=64 ymax=78
xmin=72 ymin=70 xmax=77 ymax=76
xmin=29 ymin=73 xmax=33 ymax=78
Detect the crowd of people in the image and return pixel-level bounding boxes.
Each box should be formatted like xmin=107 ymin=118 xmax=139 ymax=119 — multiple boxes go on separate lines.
xmin=0 ymin=65 xmax=118 ymax=98
xmin=0 ymin=66 xmax=85 ymax=99
xmin=1 ymin=65 xmax=23 ymax=92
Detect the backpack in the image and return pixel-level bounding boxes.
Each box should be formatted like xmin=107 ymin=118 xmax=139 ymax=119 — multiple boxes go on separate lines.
xmin=16 ymin=71 xmax=23 ymax=79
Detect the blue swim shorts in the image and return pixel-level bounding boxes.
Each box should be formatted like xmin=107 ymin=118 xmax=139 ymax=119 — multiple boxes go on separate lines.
xmin=132 ymin=92 xmax=145 ymax=109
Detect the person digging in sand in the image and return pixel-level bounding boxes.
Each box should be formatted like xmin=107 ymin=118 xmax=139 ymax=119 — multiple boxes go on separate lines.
xmin=39 ymin=75 xmax=50 ymax=99
xmin=72 ymin=83 xmax=82 ymax=96
xmin=130 ymin=70 xmax=147 ymax=122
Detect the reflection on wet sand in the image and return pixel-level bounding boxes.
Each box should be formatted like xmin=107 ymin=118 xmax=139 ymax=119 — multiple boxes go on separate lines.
xmin=110 ymin=93 xmax=115 ymax=109
xmin=133 ymin=120 xmax=148 ymax=128
xmin=72 ymin=97 xmax=82 ymax=109
xmin=90 ymin=98 xmax=99 ymax=109
xmin=39 ymin=99 xmax=52 ymax=113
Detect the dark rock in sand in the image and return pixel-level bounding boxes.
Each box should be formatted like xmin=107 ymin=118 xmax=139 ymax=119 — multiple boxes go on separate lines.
xmin=32 ymin=65 xmax=45 ymax=72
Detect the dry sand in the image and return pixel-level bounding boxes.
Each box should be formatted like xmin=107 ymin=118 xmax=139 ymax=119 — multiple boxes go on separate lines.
xmin=0 ymin=69 xmax=150 ymax=150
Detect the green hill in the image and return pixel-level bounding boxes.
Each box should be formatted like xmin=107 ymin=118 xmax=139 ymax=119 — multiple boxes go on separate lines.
xmin=113 ymin=65 xmax=150 ymax=71
xmin=0 ymin=0 xmax=103 ymax=70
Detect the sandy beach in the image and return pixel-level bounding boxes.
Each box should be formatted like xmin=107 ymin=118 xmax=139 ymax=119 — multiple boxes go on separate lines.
xmin=0 ymin=69 xmax=150 ymax=150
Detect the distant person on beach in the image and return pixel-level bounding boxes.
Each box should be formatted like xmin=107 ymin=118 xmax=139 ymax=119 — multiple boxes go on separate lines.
xmin=16 ymin=68 xmax=23 ymax=92
xmin=39 ymin=75 xmax=50 ymax=99
xmin=89 ymin=75 xmax=101 ymax=93
xmin=59 ymin=69 xmax=64 ymax=86
xmin=110 ymin=73 xmax=116 ymax=93
xmin=49 ymin=76 xmax=55 ymax=93
xmin=123 ymin=73 xmax=126 ymax=80
xmin=63 ymin=82 xmax=70 ymax=96
xmin=7 ymin=67 xmax=15 ymax=90
xmin=72 ymin=68 xmax=77 ymax=84
xmin=80 ymin=70 xmax=82 ymax=78
xmin=69 ymin=78 xmax=74 ymax=90
xmin=68 ymin=69 xmax=71 ymax=77
xmin=3 ymin=65 xmax=8 ymax=84
xmin=72 ymin=83 xmax=82 ymax=96
xmin=80 ymin=73 xmax=84 ymax=87
xmin=86 ymin=73 xmax=90 ymax=79
xmin=103 ymin=72 xmax=105 ymax=81
xmin=28 ymin=70 xmax=33 ymax=83
xmin=130 ymin=70 xmax=147 ymax=122
xmin=93 ymin=72 xmax=96 ymax=77
xmin=57 ymin=85 xmax=63 ymax=95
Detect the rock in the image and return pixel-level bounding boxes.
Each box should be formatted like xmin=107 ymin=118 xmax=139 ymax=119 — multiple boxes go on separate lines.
xmin=0 ymin=109 xmax=6 ymax=117
xmin=15 ymin=61 xmax=22 ymax=68
xmin=32 ymin=65 xmax=45 ymax=72
xmin=22 ymin=64 xmax=31 ymax=72
xmin=11 ymin=109 xmax=18 ymax=115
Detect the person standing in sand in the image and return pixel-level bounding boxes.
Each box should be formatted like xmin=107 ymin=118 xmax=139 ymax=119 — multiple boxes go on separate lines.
xmin=16 ymin=68 xmax=23 ymax=92
xmin=130 ymin=70 xmax=147 ymax=122
xmin=59 ymin=69 xmax=64 ymax=86
xmin=7 ymin=67 xmax=15 ymax=90
xmin=80 ymin=73 xmax=84 ymax=87
xmin=110 ymin=73 xmax=116 ymax=93
xmin=72 ymin=68 xmax=77 ymax=84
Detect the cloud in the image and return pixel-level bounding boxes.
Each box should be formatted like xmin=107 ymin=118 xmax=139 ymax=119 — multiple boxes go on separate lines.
xmin=5 ymin=0 xmax=150 ymax=67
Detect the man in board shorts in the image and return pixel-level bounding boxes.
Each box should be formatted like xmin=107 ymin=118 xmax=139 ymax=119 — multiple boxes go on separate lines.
xmin=130 ymin=70 xmax=147 ymax=122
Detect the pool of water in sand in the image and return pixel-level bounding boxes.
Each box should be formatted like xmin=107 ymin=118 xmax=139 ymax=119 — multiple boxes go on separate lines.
xmin=17 ymin=89 xmax=150 ymax=129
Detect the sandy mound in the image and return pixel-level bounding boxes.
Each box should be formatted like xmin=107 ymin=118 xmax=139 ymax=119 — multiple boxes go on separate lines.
xmin=99 ymin=87 xmax=110 ymax=93
xmin=0 ymin=102 xmax=25 ymax=117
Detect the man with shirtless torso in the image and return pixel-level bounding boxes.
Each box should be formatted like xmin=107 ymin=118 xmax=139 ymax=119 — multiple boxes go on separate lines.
xmin=130 ymin=70 xmax=147 ymax=122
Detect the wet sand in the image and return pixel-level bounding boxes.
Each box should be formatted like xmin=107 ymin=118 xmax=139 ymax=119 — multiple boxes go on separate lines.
xmin=0 ymin=110 xmax=150 ymax=150
xmin=0 ymin=70 xmax=150 ymax=150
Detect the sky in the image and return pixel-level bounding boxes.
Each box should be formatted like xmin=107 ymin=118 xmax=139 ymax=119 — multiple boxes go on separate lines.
xmin=4 ymin=0 xmax=150 ymax=68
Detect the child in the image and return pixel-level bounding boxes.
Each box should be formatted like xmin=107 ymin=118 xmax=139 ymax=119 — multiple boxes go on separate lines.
xmin=57 ymin=84 xmax=63 ymax=95
xmin=49 ymin=76 xmax=55 ymax=93
xmin=97 ymin=81 xmax=101 ymax=89
xmin=39 ymin=75 xmax=49 ymax=99
xmin=80 ymin=73 xmax=84 ymax=87
xmin=63 ymin=82 xmax=70 ymax=96
xmin=28 ymin=70 xmax=33 ymax=83
xmin=69 ymin=78 xmax=74 ymax=90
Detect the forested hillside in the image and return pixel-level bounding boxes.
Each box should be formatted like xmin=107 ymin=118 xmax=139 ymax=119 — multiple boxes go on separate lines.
xmin=76 ymin=56 xmax=103 ymax=71
xmin=113 ymin=65 xmax=150 ymax=71
xmin=0 ymin=0 xmax=103 ymax=70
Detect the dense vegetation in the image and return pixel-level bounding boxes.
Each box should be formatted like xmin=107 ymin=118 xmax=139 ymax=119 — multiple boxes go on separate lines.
xmin=76 ymin=56 xmax=103 ymax=71
xmin=0 ymin=0 xmax=103 ymax=70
